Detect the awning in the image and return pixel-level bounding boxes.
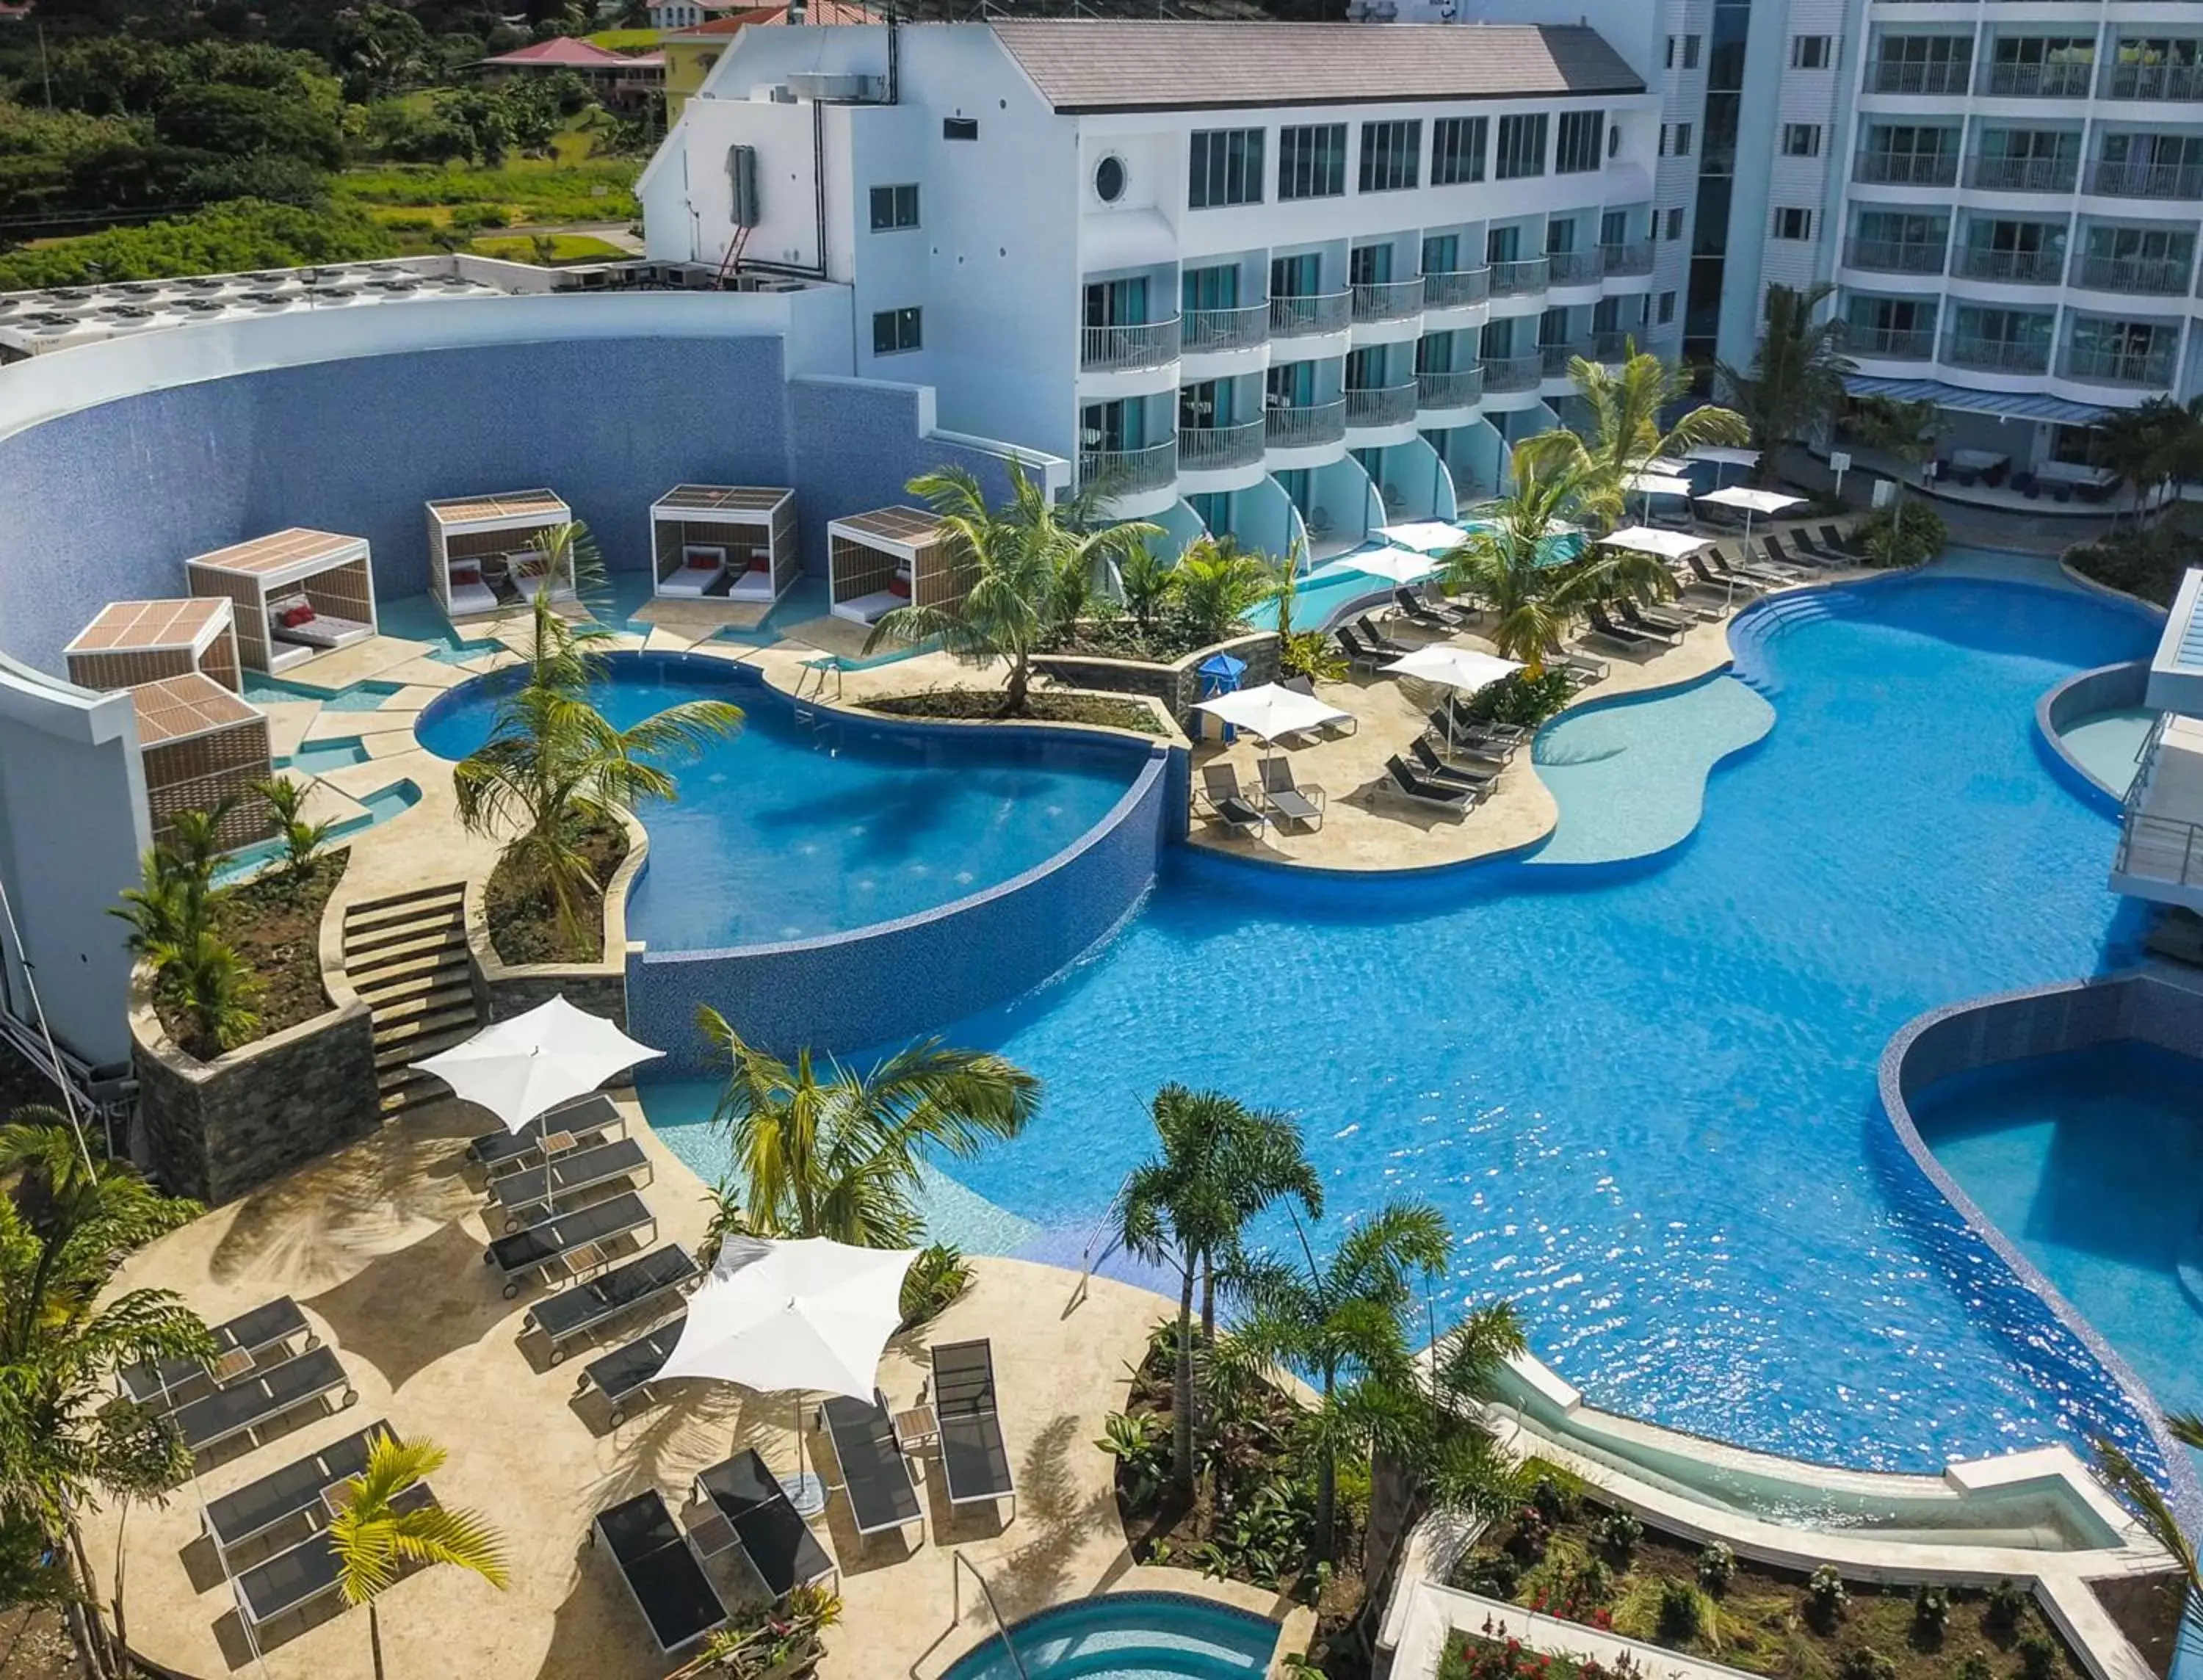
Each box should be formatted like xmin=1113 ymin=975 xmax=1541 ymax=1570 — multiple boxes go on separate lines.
xmin=1842 ymin=376 xmax=2113 ymax=428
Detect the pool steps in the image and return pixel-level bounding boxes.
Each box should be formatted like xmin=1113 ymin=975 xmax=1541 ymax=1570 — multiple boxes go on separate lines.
xmin=340 ymin=883 xmax=480 ymax=1113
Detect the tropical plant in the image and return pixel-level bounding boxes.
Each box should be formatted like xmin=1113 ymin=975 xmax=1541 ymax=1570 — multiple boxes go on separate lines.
xmin=897 ymin=1241 xmax=972 ymax=1330
xmin=327 ymin=1434 xmax=508 ymax=1680
xmin=1697 ymin=1541 xmax=1737 ymax=1592
xmin=454 ymin=546 xmax=742 ymax=952
xmin=2095 ymin=1426 xmax=2203 ymax=1634
xmin=155 ymin=928 xmax=262 ymax=1056
xmin=111 ymin=805 xmax=264 ymax=1057
xmin=1116 ymin=1085 xmax=1323 ymax=1498
xmin=694 ymin=1010 xmax=1040 ymax=1248
xmin=1519 ymin=344 xmax=1748 ymax=529
xmin=1715 ymin=283 xmax=1853 ymax=477
xmin=1171 ymin=535 xmax=1280 ymax=645
xmin=674 ymin=1582 xmax=842 ymax=1678
xmin=1269 ymin=543 xmax=1348 ymax=682
xmin=1846 ymin=396 xmax=1939 ymax=512
xmin=1118 ymin=543 xmax=1179 ymax=633
xmin=866 ymin=463 xmax=1160 ymax=713
xmin=0 ymin=1118 xmax=209 ymax=1680
xmin=1461 ymin=668 xmax=1577 ymax=729
xmin=2094 ymin=397 xmax=2203 ymax=526
xmin=1099 ymin=1409 xmax=1171 ymax=1511
xmin=253 ymin=775 xmax=335 ymax=884
xmin=1854 ymin=500 xmax=1945 ymax=570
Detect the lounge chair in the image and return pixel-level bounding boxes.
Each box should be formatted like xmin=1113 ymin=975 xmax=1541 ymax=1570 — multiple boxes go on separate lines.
xmin=1585 ymin=604 xmax=1660 ymax=651
xmin=1378 ymin=756 xmax=1478 ymax=817
xmin=487 ymin=1136 xmax=653 ymax=1232
xmin=1415 ymin=582 xmax=1479 ymax=628
xmin=1195 ymin=764 xmax=1267 ymax=839
xmin=121 ymin=1295 xmax=316 ymax=1409
xmin=1350 ymin=614 xmax=1411 ymax=657
xmin=931 ymin=1339 xmax=1016 ymax=1517
xmin=1817 ymin=524 xmax=1857 ymax=557
xmin=470 ymin=1091 xmax=623 ymax=1177
xmin=577 ymin=1311 xmax=686 ymax=1427
xmin=1256 ymin=758 xmax=1325 ymax=831
xmin=593 ymin=1489 xmax=727 ymax=1654
xmin=1658 ymin=583 xmax=1726 ymax=623
xmin=1279 ymin=675 xmax=1358 ymax=734
xmin=1787 ymin=527 xmax=1842 ymax=564
xmin=1619 ymin=600 xmax=1691 ymax=640
xmin=233 ymin=1483 xmax=435 ymax=1631
xmin=692 ymin=1450 xmax=837 ymax=1599
xmin=525 ymin=1245 xmax=699 ymax=1364
xmin=203 ymin=1422 xmax=393 ymax=1557
xmin=1334 ymin=623 xmax=1384 ymax=674
xmin=1423 ymin=710 xmax=1516 ymax=764
xmin=1714 ymin=542 xmax=1798 ymax=588
xmin=1408 ymin=738 xmax=1500 ymax=794
xmin=820 ymin=1392 xmax=923 ymax=1543
xmin=1390 ymin=587 xmax=1454 ymax=631
xmin=173 ymin=1346 xmax=355 ymax=1458
xmin=484 ymin=1191 xmax=656 ymax=1299
xmin=1686 ymin=552 xmax=1759 ymax=598
xmin=1761 ymin=532 xmax=1822 ymax=573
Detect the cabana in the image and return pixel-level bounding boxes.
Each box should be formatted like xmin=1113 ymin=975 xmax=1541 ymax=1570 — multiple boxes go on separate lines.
xmin=184 ymin=529 xmax=377 ymax=674
xmin=827 ymin=506 xmax=961 ymax=627
xmin=65 ymin=599 xmax=242 ymax=694
xmin=424 ymin=490 xmax=573 ymax=620
xmin=649 ymin=485 xmax=797 ymax=607
xmin=131 ymin=673 xmax=275 ymax=848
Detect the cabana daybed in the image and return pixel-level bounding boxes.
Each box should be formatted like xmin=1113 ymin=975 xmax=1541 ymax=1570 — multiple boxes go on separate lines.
xmin=130 ymin=673 xmax=277 ymax=848
xmin=424 ymin=490 xmax=572 ymax=621
xmin=185 ymin=529 xmax=378 ymax=673
xmin=65 ymin=598 xmax=243 ymax=693
xmin=827 ymin=506 xmax=962 ymax=627
xmin=650 ymin=485 xmax=797 ymax=606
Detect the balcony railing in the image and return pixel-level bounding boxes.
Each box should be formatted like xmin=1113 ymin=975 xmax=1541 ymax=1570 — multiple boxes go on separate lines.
xmin=1546 ymin=250 xmax=1605 ymax=286
xmin=1843 ymin=323 xmax=1937 ymax=359
xmin=1268 ymin=289 xmax=1350 ymax=338
xmin=1845 ymin=237 xmax=1948 ymax=274
xmin=1423 ymin=267 xmax=1491 ymax=308
xmin=1590 ymin=330 xmax=1635 ymax=363
xmin=1953 ymin=245 xmax=2066 ymax=282
xmin=1182 ymin=301 xmax=1269 ymax=355
xmin=2088 ymin=159 xmax=2203 ymax=198
xmin=2105 ymin=62 xmax=2203 ymax=101
xmin=1486 ymin=257 xmax=1550 ymax=297
xmin=1942 ymin=333 xmax=2052 ymax=372
xmin=1345 ymin=382 xmax=1421 ymax=427
xmin=2074 ymin=252 xmax=2193 ymax=293
xmin=2060 ymin=343 xmax=2178 ymax=385
xmin=1080 ymin=315 xmax=1180 ymax=372
xmin=1265 ymin=399 xmax=1349 ymax=448
xmin=1983 ymin=60 xmax=2095 ymax=97
xmin=1350 ymin=275 xmax=1425 ymax=324
xmin=1416 ymin=366 xmax=1486 ymax=409
xmin=1867 ymin=59 xmax=1972 ymax=95
xmin=1599 ymin=240 xmax=1656 ymax=277
xmin=1482 ymin=352 xmax=1545 ymax=392
xmin=1079 ymin=437 xmax=1179 ymax=495
xmin=1854 ymin=151 xmax=1961 ymax=186
xmin=1540 ymin=340 xmax=1592 ymax=377
xmin=1176 ymin=417 xmax=1267 ymax=472
xmin=1967 ymin=155 xmax=2080 ymax=192
xmin=2115 ymin=808 xmax=2203 ymax=890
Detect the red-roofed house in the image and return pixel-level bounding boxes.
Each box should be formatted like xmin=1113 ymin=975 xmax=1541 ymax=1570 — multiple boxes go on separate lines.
xmin=659 ymin=1 xmax=871 ymax=120
xmin=478 ymin=36 xmax=665 ymax=108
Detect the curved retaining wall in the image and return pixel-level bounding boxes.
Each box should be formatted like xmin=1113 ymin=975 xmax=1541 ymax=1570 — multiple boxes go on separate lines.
xmin=2036 ymin=659 xmax=2152 ymax=811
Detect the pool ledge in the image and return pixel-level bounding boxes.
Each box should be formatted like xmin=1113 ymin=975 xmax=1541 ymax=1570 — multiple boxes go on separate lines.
xmin=2036 ymin=659 xmax=2152 ymax=811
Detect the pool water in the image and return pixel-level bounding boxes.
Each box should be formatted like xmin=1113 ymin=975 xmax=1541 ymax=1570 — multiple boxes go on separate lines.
xmin=2059 ymin=706 xmax=2156 ymax=798
xmin=656 ymin=571 xmax=2170 ymax=1477
xmin=414 ymin=653 xmax=1144 ymax=951
xmin=281 ymin=739 xmax=369 ymax=775
xmin=941 ymin=1593 xmax=1279 ymax=1680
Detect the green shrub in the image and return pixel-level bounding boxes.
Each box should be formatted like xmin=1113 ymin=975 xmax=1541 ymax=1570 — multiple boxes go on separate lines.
xmin=2015 ymin=1632 xmax=2058 ymax=1680
xmin=1528 ymin=1472 xmax=1580 ymax=1524
xmin=2064 ymin=526 xmax=2198 ymax=608
xmin=1455 ymin=1552 xmax=1522 ymax=1600
xmin=1697 ymin=1542 xmax=1736 ymax=1592
xmin=1657 ymin=1577 xmax=1704 ymax=1640
xmin=1983 ymin=1580 xmax=2029 ymax=1634
xmin=1957 ymin=1651 xmax=1996 ymax=1680
xmin=1837 ymin=1648 xmax=1896 ymax=1680
xmin=1808 ymin=1564 xmax=1851 ymax=1621
xmin=1463 ymin=667 xmax=1576 ymax=728
xmin=897 ymin=1242 xmax=972 ymax=1330
xmin=448 ymin=201 xmax=510 ymax=230
xmin=0 ymin=199 xmax=395 ymax=289
xmin=1098 ymin=1410 xmax=1169 ymax=1512
xmin=1855 ymin=500 xmax=1946 ymax=569
xmin=1914 ymin=1584 xmax=1952 ymax=1638
xmin=1596 ymin=1508 xmax=1643 ymax=1561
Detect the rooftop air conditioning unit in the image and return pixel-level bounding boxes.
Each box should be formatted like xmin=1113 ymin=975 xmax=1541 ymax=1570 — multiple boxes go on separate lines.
xmin=786 ymin=70 xmax=881 ymax=101
xmin=768 ymin=84 xmax=797 ymax=104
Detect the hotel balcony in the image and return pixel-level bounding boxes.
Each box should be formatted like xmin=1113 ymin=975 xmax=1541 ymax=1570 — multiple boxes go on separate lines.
xmin=2073 ymin=253 xmax=2193 ymax=295
xmin=1952 ymin=247 xmax=2066 ymax=284
xmin=1844 ymin=324 xmax=1937 ymax=361
xmin=1845 ymin=238 xmax=1947 ymax=276
xmin=1416 ymin=366 xmax=1486 ymax=413
xmin=2105 ymin=62 xmax=2203 ymax=102
xmin=1265 ymin=398 xmax=1348 ymax=449
xmin=1967 ymin=156 xmax=2080 ymax=194
xmin=1080 ymin=316 xmax=1180 ymax=374
xmin=1269 ymin=290 xmax=1351 ymax=341
xmin=1350 ymin=276 xmax=1425 ymax=324
xmin=1482 ymin=352 xmax=1546 ymax=393
xmin=2059 ymin=343 xmax=2178 ymax=386
xmin=1344 ymin=382 xmax=1421 ymax=430
xmin=1176 ymin=417 xmax=1268 ymax=474
xmin=1079 ymin=437 xmax=1179 ymax=499
xmin=1981 ymin=61 xmax=2094 ymax=98
xmin=1422 ymin=267 xmax=1491 ymax=309
xmin=2112 ymin=714 xmax=2203 ymax=911
xmin=1547 ymin=250 xmax=1605 ymax=288
xmin=2088 ymin=159 xmax=2203 ymax=200
xmin=1853 ymin=153 xmax=1961 ymax=188
xmin=1486 ymin=258 xmax=1549 ymax=300
xmin=1599 ymin=240 xmax=1656 ymax=278
xmin=1181 ymin=302 xmax=1269 ymax=356
xmin=1942 ymin=333 xmax=2052 ymax=375
xmin=1866 ymin=60 xmax=1972 ymax=96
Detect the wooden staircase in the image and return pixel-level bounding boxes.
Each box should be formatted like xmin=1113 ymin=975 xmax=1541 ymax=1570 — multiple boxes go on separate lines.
xmin=341 ymin=884 xmax=481 ymax=1115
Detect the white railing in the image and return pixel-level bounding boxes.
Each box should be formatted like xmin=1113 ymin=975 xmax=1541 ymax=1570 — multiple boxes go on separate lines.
xmin=1079 ymin=437 xmax=1179 ymax=494
xmin=2105 ymin=62 xmax=2203 ymax=101
xmin=1968 ymin=155 xmax=2080 ymax=192
xmin=1182 ymin=301 xmax=1269 ymax=354
xmin=1265 ymin=399 xmax=1348 ymax=447
xmin=1345 ymin=382 xmax=1420 ymax=426
xmin=2074 ymin=253 xmax=2192 ymax=292
xmin=1482 ymin=352 xmax=1545 ymax=391
xmin=1953 ymin=245 xmax=2065 ymax=283
xmin=1268 ymin=290 xmax=1350 ymax=337
xmin=1350 ymin=276 xmax=1425 ymax=322
xmin=1942 ymin=333 xmax=2052 ymax=372
xmin=1176 ymin=418 xmax=1267 ymax=471
xmin=1486 ymin=258 xmax=1550 ymax=297
xmin=2088 ymin=158 xmax=2203 ymax=198
xmin=1423 ymin=267 xmax=1491 ymax=307
xmin=1846 ymin=238 xmax=1948 ymax=274
xmin=1080 ymin=316 xmax=1181 ymax=372
xmin=1982 ymin=59 xmax=2094 ymax=96
xmin=1855 ymin=150 xmax=1961 ymax=185
xmin=1867 ymin=59 xmax=1972 ymax=94
xmin=1417 ymin=366 xmax=1486 ymax=408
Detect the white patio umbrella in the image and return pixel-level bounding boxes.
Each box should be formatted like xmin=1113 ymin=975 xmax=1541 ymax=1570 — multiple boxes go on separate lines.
xmin=654 ymin=1235 xmax=919 ymax=1513
xmin=1698 ymin=484 xmax=1805 ymax=554
xmin=1687 ymin=446 xmax=1762 ymax=469
xmin=1383 ymin=645 xmax=1522 ymax=748
xmin=1378 ymin=519 xmax=1467 ymax=555
xmin=1624 ymin=472 xmax=1693 ymax=499
xmin=1602 ymin=525 xmax=1710 ymax=560
xmin=1347 ymin=545 xmax=1443 ymax=586
xmin=1193 ymin=681 xmax=1351 ymax=764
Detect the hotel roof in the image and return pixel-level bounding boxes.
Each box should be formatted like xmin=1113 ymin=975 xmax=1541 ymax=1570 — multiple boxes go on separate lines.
xmin=186 ymin=527 xmax=364 ymax=580
xmin=66 ymin=599 xmax=231 ymax=657
xmin=131 ymin=673 xmax=260 ymax=747
xmin=987 ymin=20 xmax=1645 ymax=114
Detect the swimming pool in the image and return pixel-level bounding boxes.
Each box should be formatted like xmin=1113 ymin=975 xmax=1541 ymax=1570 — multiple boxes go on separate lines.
xmin=941 ymin=1592 xmax=1279 ymax=1680
xmin=655 ymin=568 xmax=2170 ymax=1477
xmin=414 ymin=652 xmax=1146 ymax=951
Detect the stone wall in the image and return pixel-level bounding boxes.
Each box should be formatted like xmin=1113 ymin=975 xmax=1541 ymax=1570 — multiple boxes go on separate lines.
xmin=466 ymin=808 xmax=644 ymax=1035
xmin=1032 ymin=631 xmax=1278 ymax=729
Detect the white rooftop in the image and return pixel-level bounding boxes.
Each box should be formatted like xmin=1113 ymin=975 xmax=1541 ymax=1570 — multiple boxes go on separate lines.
xmin=2147 ymin=568 xmax=2203 ymax=717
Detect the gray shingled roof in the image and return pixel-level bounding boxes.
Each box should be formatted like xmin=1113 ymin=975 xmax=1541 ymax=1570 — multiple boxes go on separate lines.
xmin=988 ymin=20 xmax=1645 ymax=114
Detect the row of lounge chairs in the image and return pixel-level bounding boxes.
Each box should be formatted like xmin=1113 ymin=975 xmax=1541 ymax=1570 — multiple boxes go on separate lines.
xmin=1197 ymin=759 xmax=1327 ymax=838
xmin=120 ymin=1290 xmax=356 ymax=1459
xmin=475 ymin=1094 xmax=663 ymax=1297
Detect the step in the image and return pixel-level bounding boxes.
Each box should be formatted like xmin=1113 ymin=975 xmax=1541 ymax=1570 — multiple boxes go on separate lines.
xmin=372 ymin=1021 xmax=477 ymax=1071
xmin=344 ymin=911 xmax=466 ymax=958
xmin=350 ymin=948 xmax=471 ymax=993
xmin=344 ymin=886 xmax=467 ymax=937
xmin=362 ymin=978 xmax=476 ymax=1024
xmin=350 ymin=959 xmax=471 ymax=1007
xmin=372 ymin=1003 xmax=478 ymax=1051
xmin=344 ymin=924 xmax=469 ymax=971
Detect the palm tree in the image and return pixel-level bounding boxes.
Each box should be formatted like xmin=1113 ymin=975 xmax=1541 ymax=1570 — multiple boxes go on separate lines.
xmin=1715 ymin=282 xmax=1853 ymax=481
xmin=328 ymin=1434 xmax=509 ymax=1680
xmin=1847 ymin=395 xmax=1940 ymax=511
xmin=0 ymin=1118 xmax=208 ymax=1679
xmin=253 ymin=776 xmax=335 ymax=885
xmin=454 ymin=569 xmax=742 ymax=952
xmin=1440 ymin=452 xmax=1677 ymax=675
xmin=1115 ymin=1086 xmax=1323 ymax=1499
xmin=1228 ymin=1200 xmax=1452 ymax=1561
xmin=2094 ymin=397 xmax=2203 ymax=526
xmin=865 ymin=463 xmax=1160 ymax=713
xmin=1170 ymin=534 xmax=1279 ymax=645
xmin=2096 ymin=1426 xmax=2203 ymax=1632
xmin=1520 ymin=344 xmax=1748 ymax=529
xmin=694 ymin=1009 xmax=1041 ymax=1248
xmin=1117 ymin=543 xmax=1179 ymax=634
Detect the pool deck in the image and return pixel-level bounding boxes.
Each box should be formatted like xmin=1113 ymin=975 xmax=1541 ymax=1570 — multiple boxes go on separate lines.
xmin=87 ymin=1093 xmax=1313 ymax=1679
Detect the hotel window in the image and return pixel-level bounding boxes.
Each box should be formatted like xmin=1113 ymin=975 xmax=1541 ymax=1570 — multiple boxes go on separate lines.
xmin=1431 ymin=116 xmax=1487 ymax=185
xmin=1781 ymin=124 xmax=1821 ymax=159
xmin=1773 ymin=206 xmax=1812 ymax=240
xmin=1792 ymin=35 xmax=1831 ymax=69
xmin=1657 ymin=291 xmax=1676 ymax=325
xmin=1683 ymin=34 xmax=1701 ymax=69
xmin=871 ymin=306 xmax=922 ymax=354
xmin=1189 ymin=128 xmax=1265 ymax=209
xmin=1665 ymin=206 xmax=1685 ymax=240
xmin=868 ymin=184 xmax=919 ymax=231
xmin=1359 ymin=119 xmax=1422 ymax=192
xmin=1665 ymin=34 xmax=1676 ymax=68
xmin=1495 ymin=113 xmax=1548 ymax=179
xmin=1278 ymin=123 xmax=1348 ymax=200
xmin=942 ymin=117 xmax=978 ymax=140
xmin=1555 ymin=109 xmax=1602 ymax=175
xmin=1662 ymin=123 xmax=1694 ymax=158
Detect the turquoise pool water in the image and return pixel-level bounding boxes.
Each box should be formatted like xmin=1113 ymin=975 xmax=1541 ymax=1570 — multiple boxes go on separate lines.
xmin=653 ymin=569 xmax=2171 ymax=1477
xmin=415 ymin=653 xmax=1143 ymax=950
xmin=2059 ymin=706 xmax=2156 ymax=798
xmin=941 ymin=1593 xmax=1278 ymax=1680
xmin=281 ymin=739 xmax=369 ymax=775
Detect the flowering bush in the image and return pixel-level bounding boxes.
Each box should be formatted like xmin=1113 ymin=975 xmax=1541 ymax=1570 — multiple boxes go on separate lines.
xmin=1438 ymin=1633 xmax=1643 ymax=1680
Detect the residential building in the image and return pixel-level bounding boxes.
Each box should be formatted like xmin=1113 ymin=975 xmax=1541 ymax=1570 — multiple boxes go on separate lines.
xmin=661 ymin=1 xmax=874 ymax=124
xmin=477 ymin=37 xmax=664 ymax=112
xmin=639 ymin=18 xmax=1663 ymax=556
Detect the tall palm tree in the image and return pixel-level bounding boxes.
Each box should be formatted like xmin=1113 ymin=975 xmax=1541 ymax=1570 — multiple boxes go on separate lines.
xmin=328 ymin=1435 xmax=508 ymax=1680
xmin=1520 ymin=344 xmax=1748 ymax=529
xmin=1847 ymin=395 xmax=1940 ymax=513
xmin=2095 ymin=1426 xmax=2203 ymax=1632
xmin=1171 ymin=534 xmax=1280 ymax=644
xmin=1228 ymin=1200 xmax=1452 ymax=1561
xmin=1715 ymin=282 xmax=1853 ymax=481
xmin=0 ymin=1119 xmax=208 ymax=1680
xmin=866 ymin=463 xmax=1160 ymax=713
xmin=1115 ymin=1086 xmax=1323 ymax=1498
xmin=694 ymin=1009 xmax=1041 ymax=1248
xmin=454 ymin=568 xmax=742 ymax=952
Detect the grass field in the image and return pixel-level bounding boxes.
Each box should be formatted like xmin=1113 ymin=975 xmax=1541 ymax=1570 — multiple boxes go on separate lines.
xmin=468 ymin=232 xmax=632 ymax=264
xmin=335 ymin=156 xmax=640 ymax=230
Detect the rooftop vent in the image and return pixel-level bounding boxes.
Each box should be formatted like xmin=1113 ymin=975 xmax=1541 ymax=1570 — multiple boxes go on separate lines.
xmin=786 ymin=70 xmax=881 ymax=101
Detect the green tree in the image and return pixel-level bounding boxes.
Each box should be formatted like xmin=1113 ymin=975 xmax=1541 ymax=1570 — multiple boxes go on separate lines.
xmin=0 ymin=1119 xmax=208 ymax=1680
xmin=694 ymin=1010 xmax=1041 ymax=1248
xmin=1715 ymin=283 xmax=1854 ymax=482
xmin=0 ymin=200 xmax=396 ymax=291
xmin=110 ymin=799 xmax=263 ymax=1057
xmin=1116 ymin=1086 xmax=1323 ymax=1499
xmin=1116 ymin=543 xmax=1179 ymax=635
xmin=1171 ymin=535 xmax=1278 ymax=644
xmin=254 ymin=776 xmax=335 ymax=886
xmin=1522 ymin=344 xmax=1748 ymax=529
xmin=2094 ymin=397 xmax=2203 ymax=527
xmin=328 ymin=1435 xmax=509 ymax=1680
xmin=1847 ymin=396 xmax=1940 ymax=513
xmin=2095 ymin=1424 xmax=2203 ymax=1635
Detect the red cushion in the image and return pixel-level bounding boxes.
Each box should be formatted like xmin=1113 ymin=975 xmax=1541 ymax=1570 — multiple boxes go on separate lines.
xmin=746 ymin=554 xmax=770 ymax=573
xmin=686 ymin=554 xmax=720 ymax=571
xmin=280 ymin=603 xmax=316 ymax=627
xmin=888 ymin=576 xmax=911 ymax=598
xmin=450 ymin=568 xmax=480 ymax=587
